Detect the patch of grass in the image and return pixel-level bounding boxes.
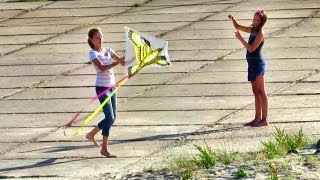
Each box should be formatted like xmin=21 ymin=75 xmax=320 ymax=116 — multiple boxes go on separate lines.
xmin=132 ymin=3 xmax=142 ymax=7
xmin=168 ymin=154 xmax=198 ymax=173
xmin=262 ymin=128 xmax=309 ymax=159
xmin=143 ymin=165 xmax=156 ymax=173
xmin=304 ymin=155 xmax=317 ymax=168
xmin=164 ymin=128 xmax=314 ymax=179
xmin=180 ymin=171 xmax=193 ymax=180
xmin=268 ymin=163 xmax=280 ymax=180
xmin=236 ymin=166 xmax=248 ymax=178
xmin=193 ymin=145 xmax=216 ymax=168
xmin=216 ymin=151 xmax=238 ymax=165
xmin=80 ymin=23 xmax=93 ymax=28
xmin=262 ymin=140 xmax=286 ymax=159
xmin=254 ymin=151 xmax=268 ymax=163
xmin=274 ymin=128 xmax=307 ymax=153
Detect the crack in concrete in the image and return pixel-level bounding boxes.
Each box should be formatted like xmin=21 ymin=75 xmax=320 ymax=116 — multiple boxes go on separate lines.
xmin=156 ymin=0 xmax=248 ymax=38
xmin=0 ymin=1 xmax=55 ymax=24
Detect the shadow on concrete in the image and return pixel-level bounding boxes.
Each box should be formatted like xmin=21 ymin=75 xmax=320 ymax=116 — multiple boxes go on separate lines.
xmin=21 ymin=144 xmax=95 ymax=153
xmin=0 ymin=157 xmax=88 ymax=174
xmin=20 ymin=125 xmax=243 ymax=154
xmin=0 ymin=126 xmax=243 ymax=173
xmin=110 ymin=125 xmax=244 ymax=143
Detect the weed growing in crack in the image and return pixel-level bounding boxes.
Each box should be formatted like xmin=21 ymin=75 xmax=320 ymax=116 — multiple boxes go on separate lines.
xmin=193 ymin=145 xmax=217 ymax=168
xmin=236 ymin=166 xmax=248 ymax=178
xmin=262 ymin=127 xmax=309 ymax=159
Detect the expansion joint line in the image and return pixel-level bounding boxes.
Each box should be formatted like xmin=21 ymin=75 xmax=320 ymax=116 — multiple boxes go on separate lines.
xmin=157 ymin=0 xmax=248 ymax=38
xmin=0 ymin=1 xmax=55 ymax=24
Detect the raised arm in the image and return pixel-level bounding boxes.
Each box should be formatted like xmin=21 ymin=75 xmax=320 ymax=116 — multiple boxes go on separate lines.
xmin=235 ymin=30 xmax=265 ymax=53
xmin=228 ymin=15 xmax=251 ymax=33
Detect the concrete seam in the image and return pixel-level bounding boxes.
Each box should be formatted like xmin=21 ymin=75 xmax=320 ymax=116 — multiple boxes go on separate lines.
xmin=0 ymin=1 xmax=55 ymax=24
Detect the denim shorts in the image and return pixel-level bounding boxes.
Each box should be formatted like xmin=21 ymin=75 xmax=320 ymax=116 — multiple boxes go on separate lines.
xmin=247 ymin=57 xmax=266 ymax=82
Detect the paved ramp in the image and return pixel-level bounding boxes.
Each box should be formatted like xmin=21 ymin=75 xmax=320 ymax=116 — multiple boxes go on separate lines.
xmin=0 ymin=0 xmax=319 ymax=178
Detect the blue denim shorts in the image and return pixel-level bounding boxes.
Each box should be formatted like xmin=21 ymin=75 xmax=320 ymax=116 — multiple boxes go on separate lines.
xmin=248 ymin=63 xmax=265 ymax=81
xmin=247 ymin=58 xmax=266 ymax=82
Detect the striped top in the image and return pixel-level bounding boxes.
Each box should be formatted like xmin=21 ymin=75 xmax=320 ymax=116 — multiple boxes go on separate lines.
xmin=89 ymin=47 xmax=116 ymax=87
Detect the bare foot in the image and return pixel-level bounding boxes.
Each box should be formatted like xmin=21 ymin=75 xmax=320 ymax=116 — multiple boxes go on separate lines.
xmin=253 ymin=119 xmax=268 ymax=127
xmin=101 ymin=150 xmax=116 ymax=158
xmin=244 ymin=119 xmax=260 ymax=126
xmin=85 ymin=133 xmax=100 ymax=147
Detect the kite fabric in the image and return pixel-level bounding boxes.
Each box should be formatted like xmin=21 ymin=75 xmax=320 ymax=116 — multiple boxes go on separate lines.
xmin=124 ymin=26 xmax=171 ymax=77
xmin=66 ymin=27 xmax=171 ymax=136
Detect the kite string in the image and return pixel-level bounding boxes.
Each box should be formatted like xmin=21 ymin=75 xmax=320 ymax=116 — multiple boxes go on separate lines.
xmin=74 ymin=76 xmax=129 ymax=135
xmin=64 ymin=75 xmax=129 ymax=129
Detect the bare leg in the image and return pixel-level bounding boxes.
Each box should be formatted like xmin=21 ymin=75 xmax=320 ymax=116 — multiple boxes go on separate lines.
xmin=244 ymin=81 xmax=261 ymax=126
xmin=101 ymin=135 xmax=116 ymax=158
xmin=86 ymin=127 xmax=101 ymax=147
xmin=253 ymin=75 xmax=268 ymax=127
xmin=254 ymin=92 xmax=262 ymax=120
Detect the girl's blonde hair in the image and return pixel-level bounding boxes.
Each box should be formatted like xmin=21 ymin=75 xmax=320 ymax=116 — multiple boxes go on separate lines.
xmin=88 ymin=28 xmax=102 ymax=49
xmin=252 ymin=10 xmax=267 ymax=33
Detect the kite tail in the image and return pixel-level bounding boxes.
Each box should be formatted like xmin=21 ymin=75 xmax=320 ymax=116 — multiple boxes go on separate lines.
xmin=74 ymin=76 xmax=129 ymax=136
xmin=63 ymin=75 xmax=129 ymax=136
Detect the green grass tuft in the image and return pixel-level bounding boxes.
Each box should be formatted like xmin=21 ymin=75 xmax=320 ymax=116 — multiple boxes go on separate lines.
xmin=132 ymin=3 xmax=142 ymax=7
xmin=193 ymin=145 xmax=216 ymax=168
xmin=268 ymin=163 xmax=280 ymax=180
xmin=304 ymin=155 xmax=318 ymax=168
xmin=236 ymin=166 xmax=248 ymax=178
xmin=180 ymin=171 xmax=193 ymax=180
xmin=169 ymin=154 xmax=198 ymax=173
xmin=262 ymin=128 xmax=309 ymax=159
xmin=216 ymin=151 xmax=238 ymax=165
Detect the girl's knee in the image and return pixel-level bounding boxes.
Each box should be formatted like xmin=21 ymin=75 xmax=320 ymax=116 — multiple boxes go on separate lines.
xmin=252 ymin=88 xmax=259 ymax=95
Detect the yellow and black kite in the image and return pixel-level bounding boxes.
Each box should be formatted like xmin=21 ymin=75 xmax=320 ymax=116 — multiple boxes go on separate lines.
xmin=125 ymin=27 xmax=171 ymax=76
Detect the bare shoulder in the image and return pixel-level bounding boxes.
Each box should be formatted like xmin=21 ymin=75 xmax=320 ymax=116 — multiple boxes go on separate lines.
xmin=257 ymin=31 xmax=265 ymax=39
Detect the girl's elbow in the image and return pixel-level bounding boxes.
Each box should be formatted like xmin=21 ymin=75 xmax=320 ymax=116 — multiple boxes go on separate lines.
xmin=248 ymin=49 xmax=254 ymax=53
xmin=247 ymin=47 xmax=256 ymax=53
xmin=97 ymin=66 xmax=105 ymax=72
